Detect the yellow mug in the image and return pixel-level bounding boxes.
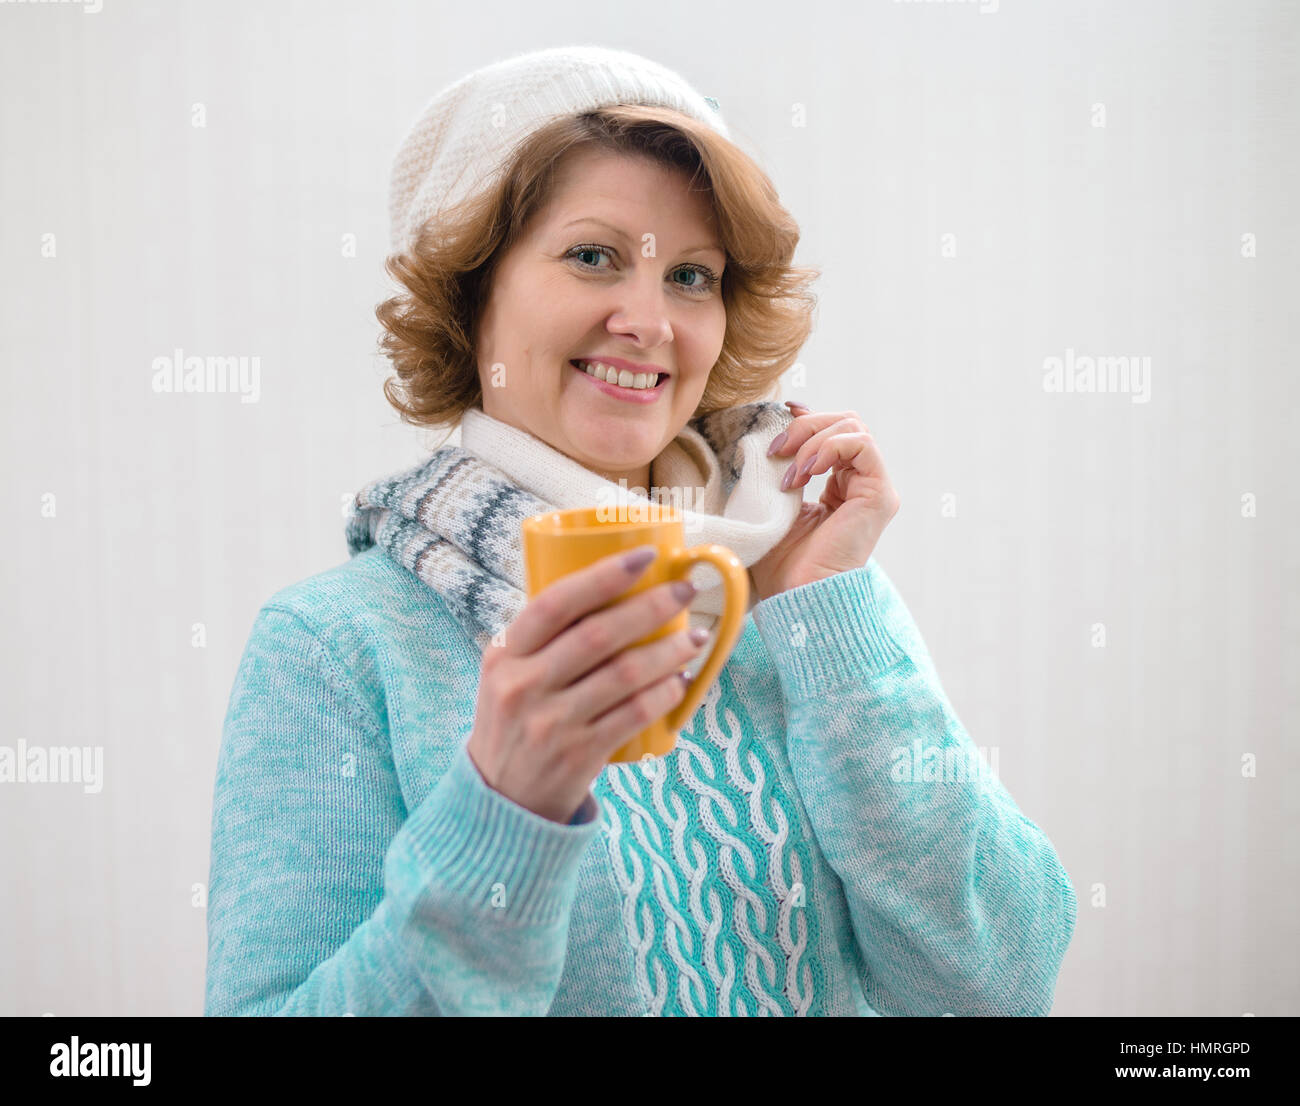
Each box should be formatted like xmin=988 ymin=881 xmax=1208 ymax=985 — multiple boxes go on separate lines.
xmin=520 ymin=506 xmax=749 ymax=763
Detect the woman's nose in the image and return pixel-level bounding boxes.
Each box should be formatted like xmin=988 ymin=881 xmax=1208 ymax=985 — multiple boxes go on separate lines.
xmin=605 ymin=277 xmax=674 ymax=346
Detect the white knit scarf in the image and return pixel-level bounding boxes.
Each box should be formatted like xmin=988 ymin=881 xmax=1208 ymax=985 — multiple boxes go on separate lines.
xmin=345 ymin=400 xmax=801 ymax=654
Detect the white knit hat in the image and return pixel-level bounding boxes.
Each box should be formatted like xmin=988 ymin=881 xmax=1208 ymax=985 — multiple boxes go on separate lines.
xmin=387 ymin=44 xmax=730 ymax=255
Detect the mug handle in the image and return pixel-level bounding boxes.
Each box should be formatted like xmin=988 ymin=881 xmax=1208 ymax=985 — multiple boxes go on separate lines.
xmin=661 ymin=544 xmax=750 ymax=735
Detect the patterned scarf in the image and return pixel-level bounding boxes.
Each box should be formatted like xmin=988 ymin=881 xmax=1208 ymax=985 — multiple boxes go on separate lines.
xmin=344 ymin=400 xmax=802 ymax=655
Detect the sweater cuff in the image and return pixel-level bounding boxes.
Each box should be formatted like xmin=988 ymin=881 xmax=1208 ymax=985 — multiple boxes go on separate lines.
xmin=396 ymin=742 xmax=601 ymax=928
xmin=750 ymin=561 xmax=908 ymax=703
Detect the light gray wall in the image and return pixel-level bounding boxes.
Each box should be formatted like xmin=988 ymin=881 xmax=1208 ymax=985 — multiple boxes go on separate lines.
xmin=1 ymin=0 xmax=1295 ymax=1015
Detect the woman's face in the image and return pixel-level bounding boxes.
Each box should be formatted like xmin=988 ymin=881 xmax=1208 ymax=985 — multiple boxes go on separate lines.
xmin=472 ymin=147 xmax=727 ymax=492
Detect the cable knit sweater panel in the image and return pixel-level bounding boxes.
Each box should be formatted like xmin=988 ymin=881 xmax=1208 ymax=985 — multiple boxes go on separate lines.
xmin=204 ymin=545 xmax=1076 ymax=1016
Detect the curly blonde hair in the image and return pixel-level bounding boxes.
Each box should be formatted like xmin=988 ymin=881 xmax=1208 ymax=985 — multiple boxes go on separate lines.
xmin=375 ymin=103 xmax=819 ymax=429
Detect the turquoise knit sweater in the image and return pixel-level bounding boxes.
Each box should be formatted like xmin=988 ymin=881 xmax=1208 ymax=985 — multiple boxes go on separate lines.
xmin=204 ymin=544 xmax=1076 ymax=1016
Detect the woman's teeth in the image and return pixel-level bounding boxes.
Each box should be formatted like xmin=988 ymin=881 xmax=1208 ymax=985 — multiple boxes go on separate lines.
xmin=574 ymin=360 xmax=662 ymax=391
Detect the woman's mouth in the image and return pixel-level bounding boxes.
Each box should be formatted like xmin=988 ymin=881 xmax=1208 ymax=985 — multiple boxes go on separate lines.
xmin=570 ymin=359 xmax=669 ymax=404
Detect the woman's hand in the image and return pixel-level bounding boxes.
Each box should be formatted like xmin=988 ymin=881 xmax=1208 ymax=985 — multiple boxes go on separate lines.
xmin=749 ymin=400 xmax=901 ymax=601
xmin=467 ymin=547 xmax=708 ymax=824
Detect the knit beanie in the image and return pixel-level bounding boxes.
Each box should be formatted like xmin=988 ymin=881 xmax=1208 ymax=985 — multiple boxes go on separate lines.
xmin=387 ymin=44 xmax=730 ymax=255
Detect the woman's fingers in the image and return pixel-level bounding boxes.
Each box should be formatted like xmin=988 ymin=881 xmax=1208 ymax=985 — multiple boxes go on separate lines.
xmin=499 ymin=545 xmax=658 ymax=658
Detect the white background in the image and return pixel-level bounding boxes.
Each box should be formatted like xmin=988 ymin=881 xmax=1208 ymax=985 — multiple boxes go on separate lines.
xmin=1 ymin=0 xmax=1295 ymax=1015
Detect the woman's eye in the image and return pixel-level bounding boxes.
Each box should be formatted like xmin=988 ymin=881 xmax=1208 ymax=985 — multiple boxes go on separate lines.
xmin=670 ymin=264 xmax=721 ymax=295
xmin=673 ymin=267 xmax=718 ymax=293
xmin=567 ymin=244 xmax=614 ymax=270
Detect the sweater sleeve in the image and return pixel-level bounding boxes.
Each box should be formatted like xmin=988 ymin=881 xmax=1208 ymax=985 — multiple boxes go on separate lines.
xmin=750 ymin=560 xmax=1077 ymax=1016
xmin=204 ymin=605 xmax=601 ymax=1017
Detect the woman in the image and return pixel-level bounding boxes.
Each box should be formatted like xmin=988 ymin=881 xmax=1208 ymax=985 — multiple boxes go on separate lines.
xmin=204 ymin=45 xmax=1076 ymax=1017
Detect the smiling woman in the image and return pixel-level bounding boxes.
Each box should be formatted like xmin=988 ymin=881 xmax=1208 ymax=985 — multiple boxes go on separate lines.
xmin=205 ymin=45 xmax=1076 ymax=1020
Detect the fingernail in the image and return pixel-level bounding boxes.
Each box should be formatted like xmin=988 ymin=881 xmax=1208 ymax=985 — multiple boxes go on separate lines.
xmin=622 ymin=546 xmax=657 ymax=573
xmin=767 ymin=430 xmax=788 ymax=457
xmin=780 ymin=463 xmax=795 ymax=491
xmin=689 ymin=627 xmax=709 ymax=646
xmin=671 ymin=579 xmax=697 ymax=603
xmin=798 ymin=454 xmax=818 ymax=478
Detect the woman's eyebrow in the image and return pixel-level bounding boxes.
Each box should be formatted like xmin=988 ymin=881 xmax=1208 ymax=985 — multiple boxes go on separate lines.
xmin=561 ymin=216 xmax=723 ymax=257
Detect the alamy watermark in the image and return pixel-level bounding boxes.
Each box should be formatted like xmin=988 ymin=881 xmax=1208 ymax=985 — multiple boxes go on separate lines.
xmin=1 ymin=740 xmax=103 ymax=793
xmin=50 ymin=1037 xmax=149 ymax=1085
xmin=595 ymin=480 xmax=709 ymax=534
xmin=890 ymin=739 xmax=1000 ymax=784
xmin=1042 ymin=348 xmax=1151 ymax=403
xmin=151 ymin=348 xmax=261 ymax=403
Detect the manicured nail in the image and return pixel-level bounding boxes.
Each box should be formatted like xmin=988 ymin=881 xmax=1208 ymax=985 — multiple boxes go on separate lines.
xmin=798 ymin=454 xmax=818 ymax=478
xmin=622 ymin=546 xmax=657 ymax=573
xmin=689 ymin=627 xmax=709 ymax=646
xmin=671 ymin=579 xmax=697 ymax=603
xmin=767 ymin=430 xmax=788 ymax=457
xmin=780 ymin=463 xmax=795 ymax=491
